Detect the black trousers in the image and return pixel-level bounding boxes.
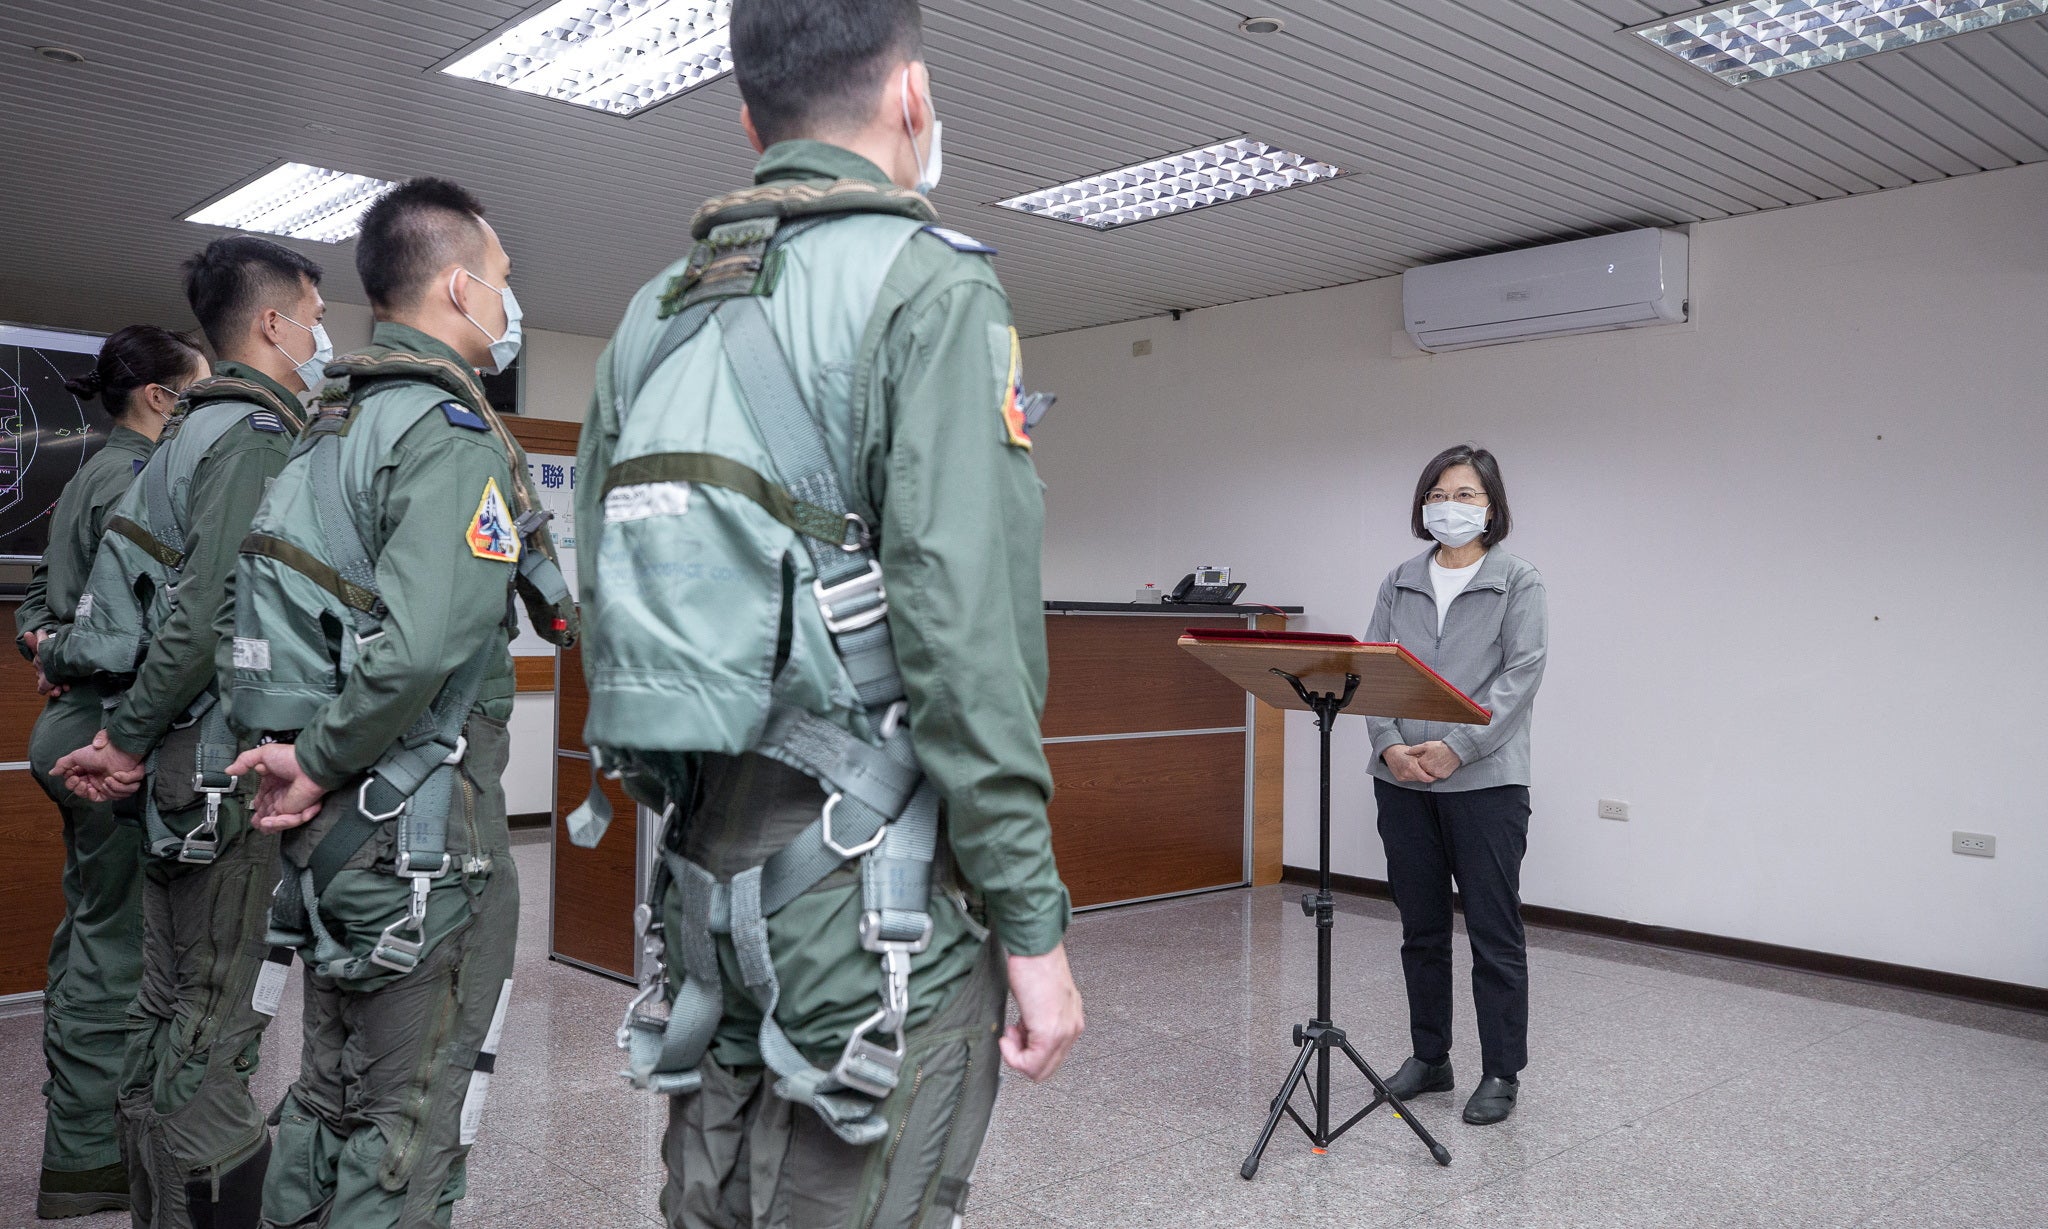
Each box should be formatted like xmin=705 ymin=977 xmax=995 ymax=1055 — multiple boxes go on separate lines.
xmin=1374 ymin=779 xmax=1530 ymax=1079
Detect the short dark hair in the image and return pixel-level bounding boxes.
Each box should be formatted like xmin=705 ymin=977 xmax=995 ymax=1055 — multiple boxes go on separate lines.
xmin=181 ymin=236 xmax=322 ymax=352
xmin=1411 ymin=444 xmax=1512 ymax=548
xmin=63 ymin=325 xmax=207 ymax=425
xmin=354 ymin=177 xmax=489 ymax=311
xmin=732 ymin=0 xmax=923 ymax=146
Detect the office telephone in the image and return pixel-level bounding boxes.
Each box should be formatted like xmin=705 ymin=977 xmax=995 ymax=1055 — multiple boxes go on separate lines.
xmin=1166 ymin=566 xmax=1246 ymax=605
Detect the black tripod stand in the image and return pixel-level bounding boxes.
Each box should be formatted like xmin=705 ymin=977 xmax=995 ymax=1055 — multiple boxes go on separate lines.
xmin=1241 ymin=669 xmax=1452 ymax=1179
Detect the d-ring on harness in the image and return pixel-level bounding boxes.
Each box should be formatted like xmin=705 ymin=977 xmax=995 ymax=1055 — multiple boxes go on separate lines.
xmin=580 ymin=213 xmax=945 ymax=1147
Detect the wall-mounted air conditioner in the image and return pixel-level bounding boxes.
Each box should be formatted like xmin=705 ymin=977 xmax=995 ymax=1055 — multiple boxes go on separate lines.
xmin=1402 ymin=227 xmax=1688 ymax=353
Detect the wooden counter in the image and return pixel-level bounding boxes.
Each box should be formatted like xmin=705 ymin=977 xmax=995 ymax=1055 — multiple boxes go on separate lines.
xmin=1043 ymin=607 xmax=1289 ymax=907
xmin=548 ymin=601 xmax=1294 ymax=979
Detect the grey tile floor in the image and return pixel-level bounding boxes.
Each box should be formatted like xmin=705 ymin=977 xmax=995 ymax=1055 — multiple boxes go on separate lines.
xmin=4 ymin=835 xmax=2045 ymax=1227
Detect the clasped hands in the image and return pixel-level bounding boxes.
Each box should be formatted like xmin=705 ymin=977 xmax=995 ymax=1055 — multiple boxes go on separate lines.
xmin=53 ymin=732 xmax=328 ymax=833
xmin=1383 ymin=740 xmax=1462 ymax=784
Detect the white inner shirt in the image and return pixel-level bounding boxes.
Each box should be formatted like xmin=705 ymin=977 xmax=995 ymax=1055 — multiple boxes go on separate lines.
xmin=1427 ymin=552 xmax=1485 ymax=634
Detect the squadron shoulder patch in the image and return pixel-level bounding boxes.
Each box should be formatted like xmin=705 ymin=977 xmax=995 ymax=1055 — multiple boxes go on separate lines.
xmin=924 ymin=225 xmax=997 ymax=255
xmin=440 ymin=400 xmax=490 ymax=431
xmin=989 ymin=323 xmax=1032 ymax=451
xmin=465 ymin=477 xmax=522 ymax=563
xmin=247 ymin=411 xmax=287 ymax=434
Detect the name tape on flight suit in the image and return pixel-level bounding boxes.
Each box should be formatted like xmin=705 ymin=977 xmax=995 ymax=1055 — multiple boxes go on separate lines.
xmin=251 ymin=946 xmax=294 ymax=1015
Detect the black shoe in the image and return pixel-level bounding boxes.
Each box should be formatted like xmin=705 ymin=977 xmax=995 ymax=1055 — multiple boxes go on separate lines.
xmin=36 ymin=1163 xmax=131 ymax=1219
xmin=1463 ymin=1075 xmax=1519 ymax=1124
xmin=1382 ymin=1056 xmax=1454 ymax=1101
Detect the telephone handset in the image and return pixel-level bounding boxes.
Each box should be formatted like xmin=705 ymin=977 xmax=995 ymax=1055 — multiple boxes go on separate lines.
xmin=1166 ymin=565 xmax=1246 ymax=606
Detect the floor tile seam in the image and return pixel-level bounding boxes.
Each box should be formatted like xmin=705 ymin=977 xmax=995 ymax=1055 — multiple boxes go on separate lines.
xmin=1839 ymin=1162 xmax=1946 ymax=1229
xmin=1401 ymin=1121 xmax=1639 ymax=1212
xmin=1000 ymin=1130 xmax=1208 ymax=1193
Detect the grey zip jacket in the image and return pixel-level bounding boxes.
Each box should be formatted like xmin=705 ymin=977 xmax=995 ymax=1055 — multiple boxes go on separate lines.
xmin=1365 ymin=547 xmax=1547 ymax=792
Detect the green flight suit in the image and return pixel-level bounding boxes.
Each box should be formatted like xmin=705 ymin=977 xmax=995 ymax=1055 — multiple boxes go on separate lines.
xmin=578 ymin=140 xmax=1070 ymax=1229
xmin=243 ymin=324 xmax=536 ymax=1229
xmin=14 ymin=423 xmax=152 ymax=1199
xmin=77 ymin=362 xmax=304 ymax=1229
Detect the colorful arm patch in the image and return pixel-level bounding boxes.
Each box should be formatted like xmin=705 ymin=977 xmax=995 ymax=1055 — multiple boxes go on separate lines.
xmin=994 ymin=325 xmax=1032 ymax=450
xmin=466 ymin=477 xmax=523 ymax=563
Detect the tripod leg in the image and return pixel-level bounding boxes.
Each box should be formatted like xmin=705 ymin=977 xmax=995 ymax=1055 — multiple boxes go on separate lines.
xmin=1241 ymin=1035 xmax=1318 ymax=1180
xmin=1337 ymin=1036 xmax=1452 ymax=1166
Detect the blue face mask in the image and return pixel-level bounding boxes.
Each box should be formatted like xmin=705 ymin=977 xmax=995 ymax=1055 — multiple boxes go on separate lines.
xmin=453 ymin=269 xmax=523 ymax=374
xmin=275 ymin=313 xmax=333 ymax=392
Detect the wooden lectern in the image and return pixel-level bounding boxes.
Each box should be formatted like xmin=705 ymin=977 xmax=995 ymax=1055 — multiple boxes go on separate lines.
xmin=1179 ymin=629 xmax=1491 ymax=1177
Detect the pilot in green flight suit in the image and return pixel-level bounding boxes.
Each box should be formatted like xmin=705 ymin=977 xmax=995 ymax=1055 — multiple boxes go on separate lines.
xmin=220 ymin=178 xmax=572 ymax=1229
xmin=16 ymin=324 xmax=206 ymax=1219
xmin=56 ymin=236 xmax=329 ymax=1229
xmin=576 ymin=3 xmax=1084 ymax=1224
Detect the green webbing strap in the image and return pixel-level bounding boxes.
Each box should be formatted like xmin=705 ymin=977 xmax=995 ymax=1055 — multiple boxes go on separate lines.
xmin=308 ymin=430 xmax=384 ymax=645
xmin=601 ymin=452 xmax=850 ymax=547
xmin=755 ymin=706 xmax=919 ymax=821
xmin=621 ymin=857 xmax=721 ymax=1096
xmin=239 ymin=533 xmax=381 ymax=614
xmin=717 ymin=295 xmax=904 ymax=713
xmin=105 ymin=515 xmax=184 ymax=569
xmin=730 ymin=867 xmax=890 ymax=1146
xmin=141 ymin=400 xmax=248 ymax=560
xmin=297 ymin=649 xmax=494 ymax=899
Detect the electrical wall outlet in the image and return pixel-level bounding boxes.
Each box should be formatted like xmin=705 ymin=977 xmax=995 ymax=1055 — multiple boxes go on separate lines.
xmin=1952 ymin=831 xmax=1996 ymax=858
xmin=1598 ymin=799 xmax=1630 ymax=821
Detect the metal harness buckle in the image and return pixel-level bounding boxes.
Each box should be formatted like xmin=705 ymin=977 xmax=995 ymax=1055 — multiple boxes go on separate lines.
xmin=369 ymin=875 xmax=432 ymax=973
xmin=830 ymin=910 xmax=934 ymax=1098
xmin=820 ymin=792 xmax=886 ymax=859
xmin=177 ymin=774 xmax=238 ymax=864
xmin=617 ymin=902 xmax=670 ymax=1050
xmin=814 ymin=562 xmax=888 ymax=634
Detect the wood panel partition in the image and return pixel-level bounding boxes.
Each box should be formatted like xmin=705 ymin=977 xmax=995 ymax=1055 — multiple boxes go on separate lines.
xmin=1042 ymin=606 xmax=1292 ymax=908
xmin=0 ymin=600 xmax=66 ymax=998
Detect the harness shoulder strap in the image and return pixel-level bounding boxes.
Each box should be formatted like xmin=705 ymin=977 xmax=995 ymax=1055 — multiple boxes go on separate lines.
xmin=142 ymin=401 xmax=248 ymax=557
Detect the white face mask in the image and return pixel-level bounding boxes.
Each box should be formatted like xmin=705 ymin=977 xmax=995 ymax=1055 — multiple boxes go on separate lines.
xmin=451 ymin=268 xmax=524 ymax=374
xmin=1422 ymin=500 xmax=1488 ymax=548
xmin=275 ymin=313 xmax=332 ymax=392
xmin=900 ymin=67 xmax=943 ymax=194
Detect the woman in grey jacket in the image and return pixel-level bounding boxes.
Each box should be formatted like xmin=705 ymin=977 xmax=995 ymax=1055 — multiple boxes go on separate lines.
xmin=1365 ymin=444 xmax=1547 ymax=1127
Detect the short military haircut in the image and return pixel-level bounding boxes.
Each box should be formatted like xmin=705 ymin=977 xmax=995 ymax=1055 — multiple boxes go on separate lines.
xmin=181 ymin=236 xmax=323 ymax=353
xmin=353 ymin=177 xmax=490 ymax=311
xmin=732 ymin=0 xmax=924 ymax=146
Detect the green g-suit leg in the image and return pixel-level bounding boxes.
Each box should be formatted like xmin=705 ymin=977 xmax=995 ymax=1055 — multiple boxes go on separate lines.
xmin=31 ymin=684 xmax=145 ymax=1214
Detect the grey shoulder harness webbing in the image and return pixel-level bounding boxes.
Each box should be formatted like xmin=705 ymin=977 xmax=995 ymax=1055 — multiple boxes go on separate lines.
xmin=605 ymin=215 xmax=947 ymax=1146
xmin=264 ymin=410 xmax=508 ymax=981
xmin=129 ymin=402 xmax=274 ymax=864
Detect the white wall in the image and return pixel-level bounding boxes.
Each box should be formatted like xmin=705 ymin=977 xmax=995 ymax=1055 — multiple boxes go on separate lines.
xmin=1023 ymin=162 xmax=2048 ymax=989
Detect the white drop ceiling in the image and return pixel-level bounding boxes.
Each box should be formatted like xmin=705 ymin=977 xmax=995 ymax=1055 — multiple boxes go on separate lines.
xmin=2 ymin=0 xmax=2044 ymax=340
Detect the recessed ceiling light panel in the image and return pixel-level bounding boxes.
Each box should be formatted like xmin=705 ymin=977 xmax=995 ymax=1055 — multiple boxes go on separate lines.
xmin=441 ymin=0 xmax=732 ymax=116
xmin=1633 ymin=0 xmax=2048 ymax=85
xmin=996 ymin=138 xmax=1345 ymax=231
xmin=185 ymin=162 xmax=397 ymax=243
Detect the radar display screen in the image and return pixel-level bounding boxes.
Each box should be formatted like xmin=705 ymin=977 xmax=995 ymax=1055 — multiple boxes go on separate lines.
xmin=0 ymin=324 xmax=113 ymax=562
